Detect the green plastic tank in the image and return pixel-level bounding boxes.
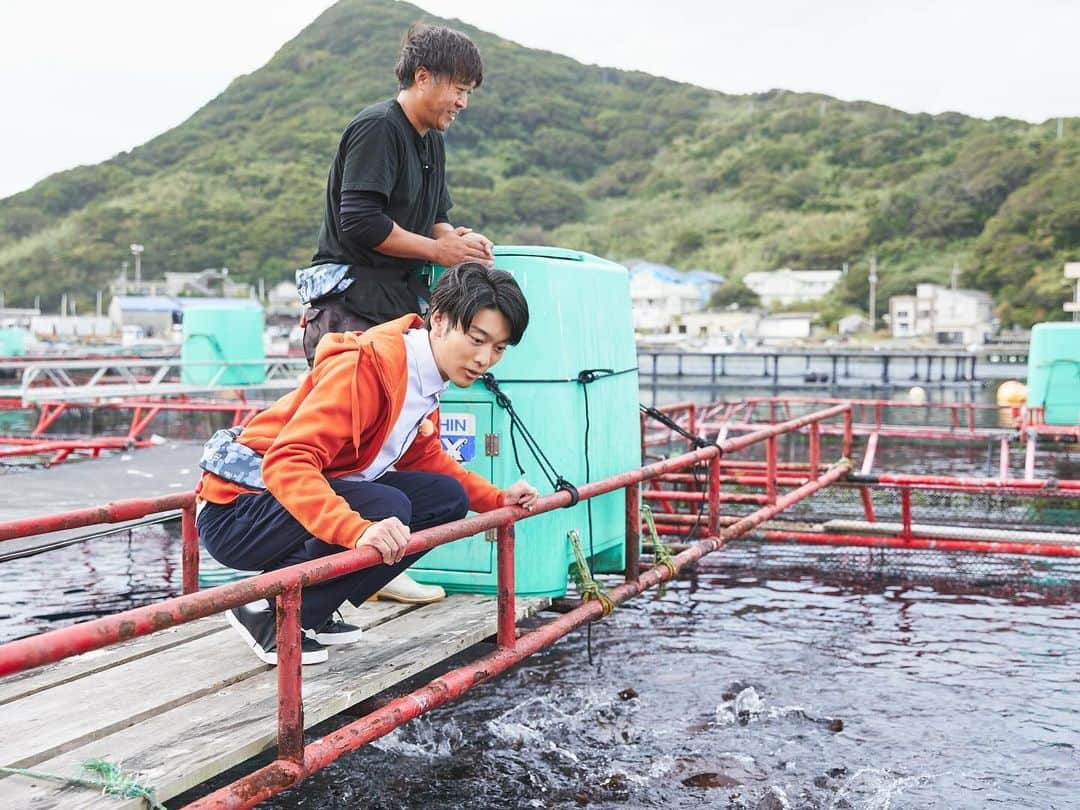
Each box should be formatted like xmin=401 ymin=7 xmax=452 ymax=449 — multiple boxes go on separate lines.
xmin=181 ymin=301 xmax=266 ymax=386
xmin=0 ymin=327 xmax=29 ymax=357
xmin=409 ymin=246 xmax=641 ymax=598
xmin=1026 ymin=322 xmax=1080 ymax=425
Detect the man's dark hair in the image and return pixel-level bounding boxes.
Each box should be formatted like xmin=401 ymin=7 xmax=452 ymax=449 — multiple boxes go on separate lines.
xmin=395 ymin=24 xmax=483 ymax=90
xmin=427 ymin=262 xmax=529 ymax=345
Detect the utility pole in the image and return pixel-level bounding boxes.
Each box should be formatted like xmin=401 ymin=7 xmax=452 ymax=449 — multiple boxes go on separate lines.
xmin=1058 ymin=117 xmax=1065 ymax=140
xmin=96 ymin=289 xmax=103 ymax=318
xmin=868 ymin=256 xmax=878 ymax=330
xmin=130 ymin=243 xmax=144 ymax=286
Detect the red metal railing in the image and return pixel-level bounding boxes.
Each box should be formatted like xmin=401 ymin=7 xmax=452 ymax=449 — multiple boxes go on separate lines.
xmin=0 ymin=404 xmax=853 ymax=808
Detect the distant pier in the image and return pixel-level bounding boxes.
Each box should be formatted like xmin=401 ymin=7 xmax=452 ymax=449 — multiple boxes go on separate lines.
xmin=637 ymin=347 xmax=1028 ymax=392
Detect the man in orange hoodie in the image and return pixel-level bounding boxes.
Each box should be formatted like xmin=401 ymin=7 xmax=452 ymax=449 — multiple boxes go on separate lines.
xmin=196 ymin=263 xmax=538 ymax=665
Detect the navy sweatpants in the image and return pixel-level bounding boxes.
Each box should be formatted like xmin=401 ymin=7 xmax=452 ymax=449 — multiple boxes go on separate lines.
xmin=196 ymin=471 xmax=469 ymax=630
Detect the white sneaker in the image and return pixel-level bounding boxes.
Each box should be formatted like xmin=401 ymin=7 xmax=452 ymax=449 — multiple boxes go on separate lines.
xmin=374 ymin=572 xmax=446 ymax=605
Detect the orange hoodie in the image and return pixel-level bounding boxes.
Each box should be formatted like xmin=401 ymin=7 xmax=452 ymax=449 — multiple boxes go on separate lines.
xmin=197 ymin=315 xmax=504 ymax=547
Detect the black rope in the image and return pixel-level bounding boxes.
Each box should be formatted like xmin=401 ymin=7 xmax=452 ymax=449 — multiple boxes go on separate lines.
xmin=484 ymin=369 xmax=630 ymax=664
xmin=482 ymin=373 xmax=579 ymax=507
xmin=575 ymin=368 xmax=622 ymax=665
xmin=491 ymin=367 xmax=638 ymax=384
xmin=639 ymin=403 xmax=711 ymax=449
xmin=639 ymin=405 xmax=710 ymax=542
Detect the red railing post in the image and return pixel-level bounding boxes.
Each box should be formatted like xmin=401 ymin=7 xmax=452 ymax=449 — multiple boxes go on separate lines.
xmin=860 ymin=487 xmax=877 ymax=522
xmin=276 ymin=584 xmax=304 ymax=764
xmin=809 ymin=420 xmax=820 ymax=475
xmin=707 ymin=453 xmax=721 ymax=536
xmin=496 ymin=521 xmax=516 ymax=650
xmin=624 ymin=483 xmax=640 ymax=583
xmin=765 ymin=435 xmax=778 ymax=505
xmin=181 ymin=502 xmax=199 ymax=595
xmin=900 ymin=487 xmax=912 ymax=541
xmin=842 ymin=407 xmax=853 ymax=460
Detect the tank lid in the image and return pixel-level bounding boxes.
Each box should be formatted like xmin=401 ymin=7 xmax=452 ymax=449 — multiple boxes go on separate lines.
xmin=493 ymin=245 xmax=585 ymax=262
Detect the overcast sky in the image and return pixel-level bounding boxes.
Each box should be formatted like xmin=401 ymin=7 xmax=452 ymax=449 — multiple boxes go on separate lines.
xmin=1 ymin=0 xmax=1077 ymax=199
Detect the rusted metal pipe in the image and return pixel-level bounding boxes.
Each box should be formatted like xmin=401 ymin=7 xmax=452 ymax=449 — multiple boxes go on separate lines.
xmin=496 ymin=522 xmax=516 ymax=650
xmin=276 ymin=585 xmax=304 ymax=764
xmin=624 ymin=483 xmax=640 ymax=583
xmin=0 ymin=493 xmax=193 ymax=543
xmin=753 ymin=530 xmax=1080 ymax=558
xmin=181 ymin=503 xmax=199 ymax=595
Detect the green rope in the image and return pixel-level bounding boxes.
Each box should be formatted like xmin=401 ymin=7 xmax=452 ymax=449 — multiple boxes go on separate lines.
xmin=641 ymin=505 xmax=677 ymax=595
xmin=0 ymin=759 xmax=165 ymax=809
xmin=568 ymin=529 xmax=615 ymax=617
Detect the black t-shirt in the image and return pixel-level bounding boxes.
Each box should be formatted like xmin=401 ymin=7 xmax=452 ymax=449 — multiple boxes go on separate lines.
xmin=313 ymin=99 xmax=451 ymax=273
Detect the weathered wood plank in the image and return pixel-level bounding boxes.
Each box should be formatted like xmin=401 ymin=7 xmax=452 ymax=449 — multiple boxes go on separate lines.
xmin=0 ymin=600 xmax=418 ymax=769
xmin=0 ymin=599 xmax=411 ymax=707
xmin=1 ymin=596 xmax=546 ymax=809
xmin=0 ymin=617 xmax=224 ymax=706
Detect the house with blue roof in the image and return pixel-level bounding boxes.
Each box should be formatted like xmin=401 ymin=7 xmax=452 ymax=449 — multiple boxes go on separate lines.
xmin=627 ymin=261 xmax=725 ymax=334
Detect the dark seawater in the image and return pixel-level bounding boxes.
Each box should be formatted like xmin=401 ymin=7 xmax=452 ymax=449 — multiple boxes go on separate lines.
xmin=3 ymin=381 xmax=1080 ymax=808
xmin=243 ymin=558 xmax=1080 ymax=810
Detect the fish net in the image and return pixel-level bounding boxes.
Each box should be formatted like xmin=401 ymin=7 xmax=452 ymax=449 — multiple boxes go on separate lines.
xmin=642 ymin=405 xmax=1080 ymax=595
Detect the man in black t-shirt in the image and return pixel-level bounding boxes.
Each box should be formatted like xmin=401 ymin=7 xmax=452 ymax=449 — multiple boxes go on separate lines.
xmin=298 ymin=24 xmax=494 ymax=366
xmin=296 ymin=24 xmax=493 ymax=606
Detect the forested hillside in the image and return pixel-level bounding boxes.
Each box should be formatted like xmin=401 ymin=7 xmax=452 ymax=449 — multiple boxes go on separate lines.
xmin=1 ymin=0 xmax=1076 ymax=326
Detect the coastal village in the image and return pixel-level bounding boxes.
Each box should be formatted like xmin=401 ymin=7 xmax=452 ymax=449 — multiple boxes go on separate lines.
xmin=0 ymin=258 xmax=1025 ymax=357
xmin=629 ymin=261 xmax=1000 ymax=349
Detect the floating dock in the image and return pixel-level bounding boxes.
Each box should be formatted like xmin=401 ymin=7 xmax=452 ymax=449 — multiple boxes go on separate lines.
xmin=0 ymin=595 xmax=545 ymax=808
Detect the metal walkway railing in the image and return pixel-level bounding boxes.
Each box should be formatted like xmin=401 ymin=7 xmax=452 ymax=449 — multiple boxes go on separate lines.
xmin=14 ymin=357 xmax=310 ymax=405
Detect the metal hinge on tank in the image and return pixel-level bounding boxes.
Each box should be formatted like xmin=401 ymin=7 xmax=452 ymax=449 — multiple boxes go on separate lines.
xmin=485 ymin=434 xmax=499 ymax=456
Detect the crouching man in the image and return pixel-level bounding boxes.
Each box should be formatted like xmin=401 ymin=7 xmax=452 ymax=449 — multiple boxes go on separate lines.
xmin=196 ymin=263 xmax=538 ymax=665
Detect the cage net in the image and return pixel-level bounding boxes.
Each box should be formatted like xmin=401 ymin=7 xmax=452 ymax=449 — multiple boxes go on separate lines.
xmin=642 ymin=407 xmax=1080 ymax=595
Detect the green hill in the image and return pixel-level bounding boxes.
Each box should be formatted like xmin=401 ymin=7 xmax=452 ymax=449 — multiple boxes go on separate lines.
xmin=1 ymin=0 xmax=1077 ymax=327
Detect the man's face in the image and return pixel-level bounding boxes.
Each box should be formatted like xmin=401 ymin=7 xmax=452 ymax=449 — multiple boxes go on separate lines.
xmin=416 ymin=69 xmax=474 ymax=132
xmin=429 ymin=307 xmax=511 ymax=388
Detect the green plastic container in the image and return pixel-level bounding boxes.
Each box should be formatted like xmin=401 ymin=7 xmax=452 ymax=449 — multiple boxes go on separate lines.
xmin=0 ymin=327 xmax=28 ymax=357
xmin=1026 ymin=323 xmax=1080 ymax=425
xmin=181 ymin=302 xmax=266 ymax=386
xmin=409 ymin=246 xmax=641 ymax=597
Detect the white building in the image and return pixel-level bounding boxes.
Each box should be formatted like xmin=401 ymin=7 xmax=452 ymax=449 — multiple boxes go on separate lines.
xmin=757 ymin=313 xmax=817 ymax=344
xmin=742 ymin=268 xmax=843 ymax=307
xmin=667 ymin=310 xmax=760 ymax=350
xmin=30 ymin=315 xmax=113 ymax=339
xmin=889 ymin=283 xmax=995 ymax=345
xmin=629 ymin=262 xmax=722 ymax=334
xmin=108 ymin=296 xmax=183 ymax=338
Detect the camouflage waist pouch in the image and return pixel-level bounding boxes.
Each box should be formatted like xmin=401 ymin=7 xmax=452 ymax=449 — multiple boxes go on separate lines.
xmin=199 ymin=427 xmax=266 ymax=490
xmin=295 ymin=262 xmax=353 ymax=306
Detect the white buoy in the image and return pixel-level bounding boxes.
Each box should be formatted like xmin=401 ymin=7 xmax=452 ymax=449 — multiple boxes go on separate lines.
xmin=908 ymin=386 xmax=927 ymax=405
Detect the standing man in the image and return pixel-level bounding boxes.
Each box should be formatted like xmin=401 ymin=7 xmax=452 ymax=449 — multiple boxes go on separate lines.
xmin=298 ymin=23 xmax=494 ymax=362
xmin=199 ymin=264 xmax=537 ymax=665
xmin=296 ymin=24 xmax=495 ymax=604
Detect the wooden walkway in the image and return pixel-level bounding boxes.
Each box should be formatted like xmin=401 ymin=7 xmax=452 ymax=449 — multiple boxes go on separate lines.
xmin=0 ymin=441 xmax=201 ymax=561
xmin=0 ymin=595 xmax=547 ymax=808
